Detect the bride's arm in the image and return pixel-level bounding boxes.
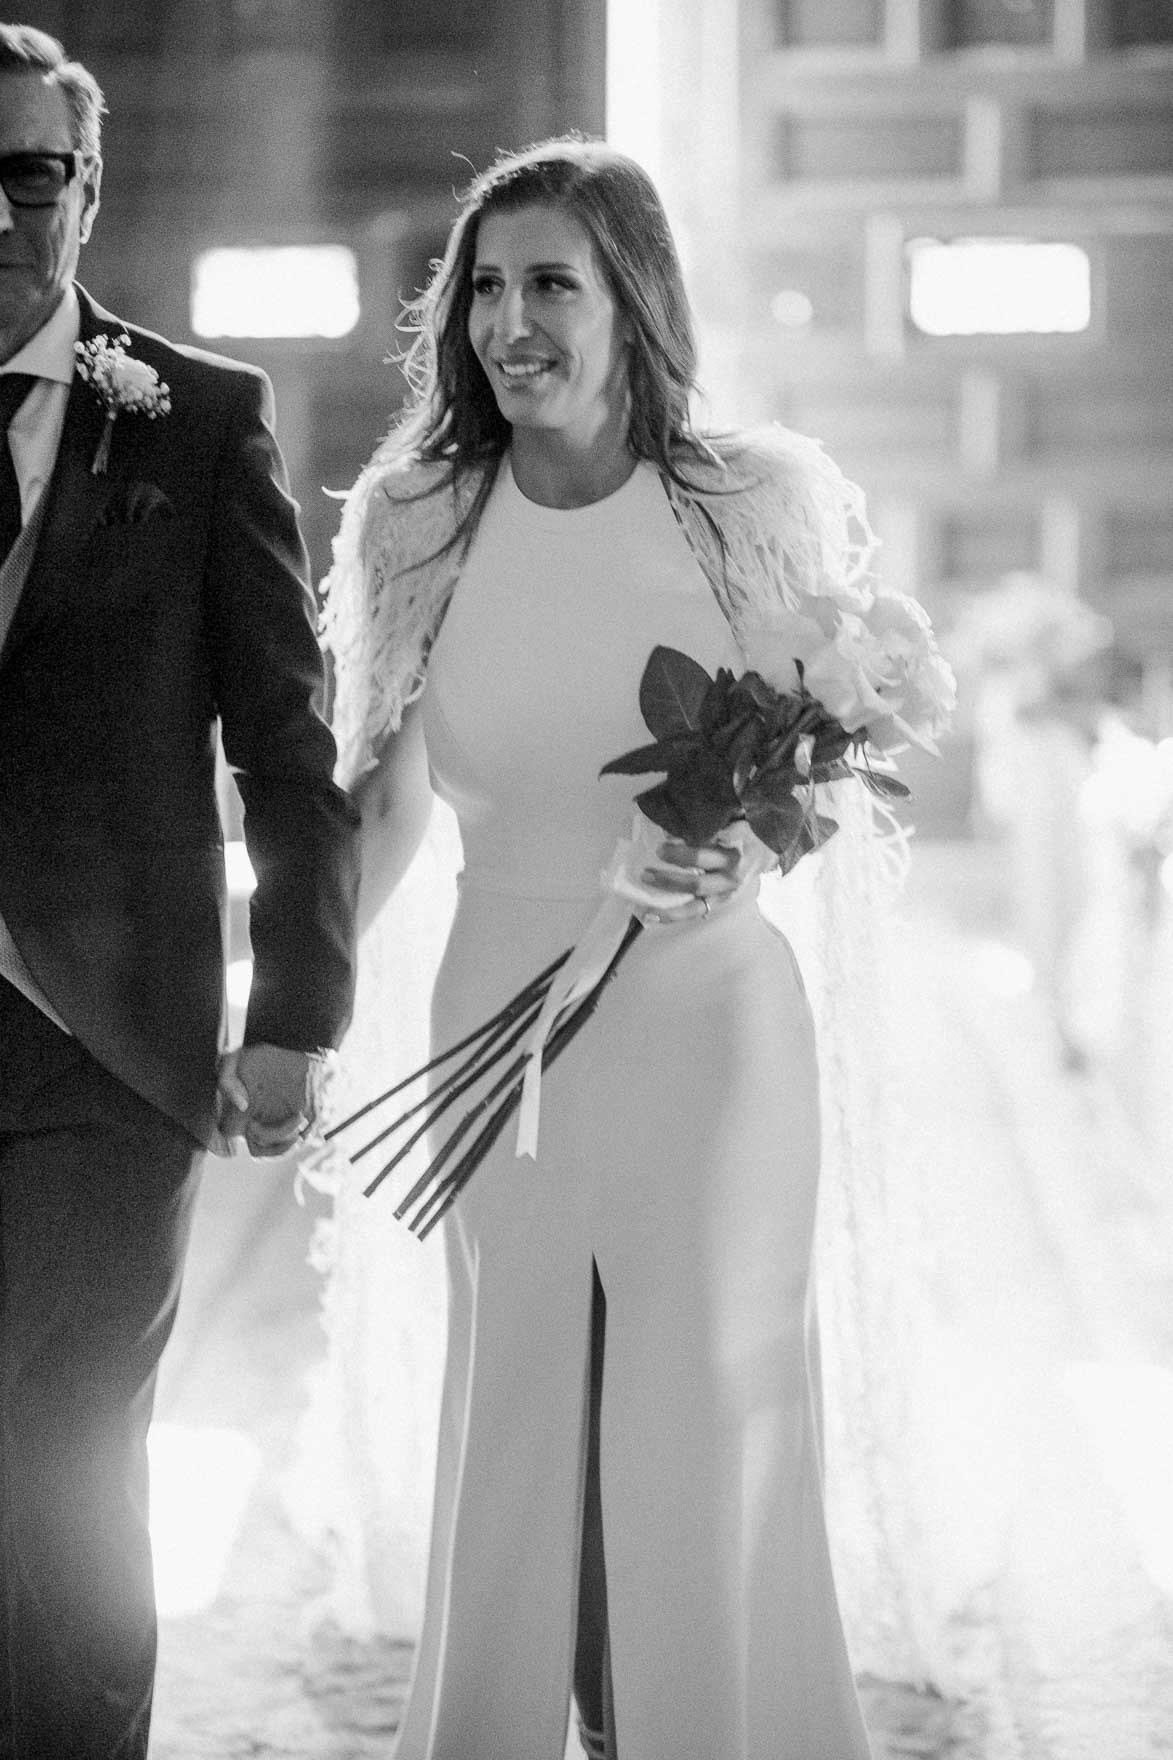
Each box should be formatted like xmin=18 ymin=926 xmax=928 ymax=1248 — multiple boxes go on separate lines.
xmin=353 ymin=698 xmax=434 ymax=938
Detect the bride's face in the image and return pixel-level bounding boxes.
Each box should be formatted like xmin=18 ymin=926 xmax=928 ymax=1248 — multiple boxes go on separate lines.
xmin=467 ymin=204 xmax=629 ymax=448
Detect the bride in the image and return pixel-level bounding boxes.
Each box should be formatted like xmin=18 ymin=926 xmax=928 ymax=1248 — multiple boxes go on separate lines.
xmin=313 ymin=135 xmax=952 ymax=1759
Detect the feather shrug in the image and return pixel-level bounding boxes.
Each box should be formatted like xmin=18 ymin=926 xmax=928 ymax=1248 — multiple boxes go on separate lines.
xmin=320 ymin=424 xmax=877 ymax=788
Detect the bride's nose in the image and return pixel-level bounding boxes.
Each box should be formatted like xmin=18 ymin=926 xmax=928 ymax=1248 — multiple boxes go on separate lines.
xmin=497 ymin=285 xmax=532 ymax=343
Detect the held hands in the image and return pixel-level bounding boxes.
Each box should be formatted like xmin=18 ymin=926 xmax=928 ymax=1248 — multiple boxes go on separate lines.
xmin=211 ymin=1043 xmax=317 ymax=1159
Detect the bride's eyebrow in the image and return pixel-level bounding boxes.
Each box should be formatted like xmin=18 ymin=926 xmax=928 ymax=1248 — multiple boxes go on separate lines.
xmin=471 ymin=259 xmax=580 ymax=274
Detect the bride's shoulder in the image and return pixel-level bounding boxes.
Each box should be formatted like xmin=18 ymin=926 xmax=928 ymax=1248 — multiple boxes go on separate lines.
xmin=366 ymin=452 xmax=456 ymax=508
xmin=677 ymin=424 xmax=872 ymax=551
xmin=350 ymin=452 xmax=483 ymax=575
xmin=676 ymin=424 xmax=852 ymax=506
xmin=664 ymin=426 xmax=876 ymax=607
xmin=358 ymin=452 xmax=456 ymax=532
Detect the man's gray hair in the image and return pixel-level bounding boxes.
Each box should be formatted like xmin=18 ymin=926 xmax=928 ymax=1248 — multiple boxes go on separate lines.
xmin=0 ymin=23 xmax=105 ymax=158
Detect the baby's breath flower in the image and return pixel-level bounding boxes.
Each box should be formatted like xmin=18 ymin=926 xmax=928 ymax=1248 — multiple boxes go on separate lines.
xmin=74 ymin=332 xmax=171 ymax=473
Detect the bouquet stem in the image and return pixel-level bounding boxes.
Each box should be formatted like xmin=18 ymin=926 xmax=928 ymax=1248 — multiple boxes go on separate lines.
xmin=401 ymin=914 xmax=644 ymax=1240
xmin=325 ymin=916 xmax=644 ymax=1241
xmin=365 ymin=999 xmax=543 ymax=1198
xmin=324 ymin=945 xmax=572 ymax=1153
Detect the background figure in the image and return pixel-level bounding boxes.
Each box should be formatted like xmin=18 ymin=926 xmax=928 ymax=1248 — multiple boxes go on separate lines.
xmin=954 ymin=573 xmax=1113 ymax=1070
xmin=318 ymin=136 xmax=951 ymax=1760
xmin=1076 ymin=711 xmax=1173 ymax=1155
xmin=0 ymin=25 xmax=359 ymax=1759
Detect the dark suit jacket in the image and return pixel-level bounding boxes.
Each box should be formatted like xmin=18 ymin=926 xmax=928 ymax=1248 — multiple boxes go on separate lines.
xmin=0 ymin=287 xmax=360 ymax=1146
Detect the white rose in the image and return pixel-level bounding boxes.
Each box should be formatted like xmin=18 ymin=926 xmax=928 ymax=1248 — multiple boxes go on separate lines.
xmin=742 ymin=598 xmax=840 ymax=695
xmin=108 ymin=355 xmax=160 ymax=401
xmin=744 ymin=589 xmax=955 ymax=754
xmin=860 ymin=592 xmax=957 ymax=752
xmin=802 ymin=617 xmax=892 ymax=734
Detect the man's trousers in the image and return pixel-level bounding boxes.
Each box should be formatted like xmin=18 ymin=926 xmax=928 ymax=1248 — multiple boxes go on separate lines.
xmin=0 ymin=979 xmax=202 ymax=1760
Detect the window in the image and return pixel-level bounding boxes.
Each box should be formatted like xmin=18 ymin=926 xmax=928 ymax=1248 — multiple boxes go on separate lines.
xmin=775 ymin=0 xmax=882 ymax=48
xmin=943 ymin=0 xmax=1053 ymax=50
xmin=191 ymin=246 xmax=360 ymax=339
xmin=907 ymin=238 xmax=1090 ymax=336
xmin=1111 ymin=0 xmax=1173 ymax=48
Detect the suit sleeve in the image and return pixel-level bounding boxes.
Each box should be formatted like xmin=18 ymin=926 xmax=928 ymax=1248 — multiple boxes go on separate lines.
xmin=205 ymin=366 xmax=360 ymax=1052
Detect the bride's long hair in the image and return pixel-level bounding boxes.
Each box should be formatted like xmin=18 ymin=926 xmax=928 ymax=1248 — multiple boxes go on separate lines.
xmin=387 ymin=136 xmax=722 ymax=553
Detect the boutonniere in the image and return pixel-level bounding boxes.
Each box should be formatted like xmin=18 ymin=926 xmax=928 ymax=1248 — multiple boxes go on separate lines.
xmin=73 ymin=332 xmax=171 ymax=475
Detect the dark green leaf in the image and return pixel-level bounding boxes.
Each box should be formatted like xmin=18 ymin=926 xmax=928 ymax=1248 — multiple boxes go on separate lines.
xmin=633 ymin=737 xmax=739 ymax=843
xmin=668 ymin=756 xmax=740 ymax=838
xmin=640 ymin=645 xmax=714 ymax=739
xmin=731 ymin=670 xmax=778 ymax=714
xmin=810 ymin=724 xmax=853 ymax=765
xmin=742 ymin=788 xmax=807 ymax=856
xmin=774 ymin=811 xmax=841 ymax=876
xmin=751 ymin=750 xmax=804 ymax=794
xmin=853 ymin=767 xmax=912 ymax=800
xmin=762 ymin=710 xmax=817 ymax=772
xmin=708 ymin=707 xmax=757 ymax=757
xmin=600 ymin=733 xmax=702 ymax=777
xmin=635 ymin=780 xmax=704 ymax=841
xmin=723 ymin=720 xmax=767 ymax=793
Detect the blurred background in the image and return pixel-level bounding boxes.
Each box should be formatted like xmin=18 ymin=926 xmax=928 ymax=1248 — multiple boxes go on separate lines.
xmin=14 ymin=1 xmax=1173 ymax=1754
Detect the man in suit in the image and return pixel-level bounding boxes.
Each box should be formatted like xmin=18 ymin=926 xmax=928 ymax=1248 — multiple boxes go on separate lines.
xmin=0 ymin=25 xmax=360 ymax=1758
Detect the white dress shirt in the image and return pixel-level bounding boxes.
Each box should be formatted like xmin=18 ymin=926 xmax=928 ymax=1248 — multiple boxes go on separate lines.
xmin=0 ymin=285 xmax=81 ymax=1030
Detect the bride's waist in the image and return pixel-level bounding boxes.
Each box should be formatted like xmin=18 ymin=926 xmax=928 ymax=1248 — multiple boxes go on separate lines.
xmin=454 ymin=828 xmax=615 ymax=902
xmin=457 ymin=867 xmax=600 ymax=903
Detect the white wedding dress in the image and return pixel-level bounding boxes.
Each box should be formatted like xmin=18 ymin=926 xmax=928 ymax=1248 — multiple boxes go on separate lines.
xmin=387 ymin=458 xmax=872 ymax=1760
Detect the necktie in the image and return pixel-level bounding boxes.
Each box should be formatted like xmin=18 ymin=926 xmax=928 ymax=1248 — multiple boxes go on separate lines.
xmin=0 ymin=372 xmax=37 ymax=561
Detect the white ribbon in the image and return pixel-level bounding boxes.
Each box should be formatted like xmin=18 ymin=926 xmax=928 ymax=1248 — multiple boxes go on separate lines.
xmin=514 ymin=814 xmax=779 ymax=1160
xmin=515 ymin=888 xmax=634 ymax=1160
xmin=516 ymin=815 xmax=681 ymax=1161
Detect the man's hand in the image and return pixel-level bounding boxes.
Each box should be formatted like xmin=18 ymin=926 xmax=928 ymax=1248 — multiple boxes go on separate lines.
xmin=213 ymin=1043 xmax=314 ymax=1159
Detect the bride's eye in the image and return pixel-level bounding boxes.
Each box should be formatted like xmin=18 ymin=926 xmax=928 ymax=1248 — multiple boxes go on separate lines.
xmin=471 ymin=273 xmax=499 ymax=298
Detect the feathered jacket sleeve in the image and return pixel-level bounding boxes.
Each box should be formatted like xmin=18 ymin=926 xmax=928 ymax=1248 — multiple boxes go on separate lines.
xmin=668 ymin=425 xmax=878 ymax=642
xmin=319 ymin=453 xmax=481 ymax=789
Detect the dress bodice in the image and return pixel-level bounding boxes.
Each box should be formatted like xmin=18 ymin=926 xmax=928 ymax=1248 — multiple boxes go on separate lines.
xmin=422 ymin=457 xmax=743 ymax=900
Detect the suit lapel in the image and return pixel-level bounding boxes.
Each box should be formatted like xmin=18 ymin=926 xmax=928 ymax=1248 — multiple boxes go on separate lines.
xmin=0 ymin=290 xmax=121 ymax=670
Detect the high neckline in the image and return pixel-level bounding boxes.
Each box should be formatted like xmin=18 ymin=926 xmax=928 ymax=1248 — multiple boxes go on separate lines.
xmin=500 ymin=454 xmax=654 ymax=531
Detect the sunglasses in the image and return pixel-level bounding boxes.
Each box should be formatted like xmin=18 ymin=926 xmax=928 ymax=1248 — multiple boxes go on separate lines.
xmin=0 ymin=151 xmax=88 ymax=209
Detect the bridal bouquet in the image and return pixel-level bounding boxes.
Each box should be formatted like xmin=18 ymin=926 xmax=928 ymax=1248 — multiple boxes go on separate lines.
xmin=324 ymin=582 xmax=954 ymax=1239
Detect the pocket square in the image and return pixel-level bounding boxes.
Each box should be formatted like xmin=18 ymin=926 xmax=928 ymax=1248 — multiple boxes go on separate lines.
xmin=97 ymin=479 xmax=175 ymax=529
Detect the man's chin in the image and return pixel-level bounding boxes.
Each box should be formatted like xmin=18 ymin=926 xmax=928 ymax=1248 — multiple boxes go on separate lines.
xmin=0 ymin=288 xmax=65 ymax=362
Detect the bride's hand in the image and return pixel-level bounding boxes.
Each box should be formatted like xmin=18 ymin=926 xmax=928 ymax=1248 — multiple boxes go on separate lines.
xmin=638 ymin=837 xmax=744 ymax=923
xmin=605 ymin=816 xmax=777 ymax=926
